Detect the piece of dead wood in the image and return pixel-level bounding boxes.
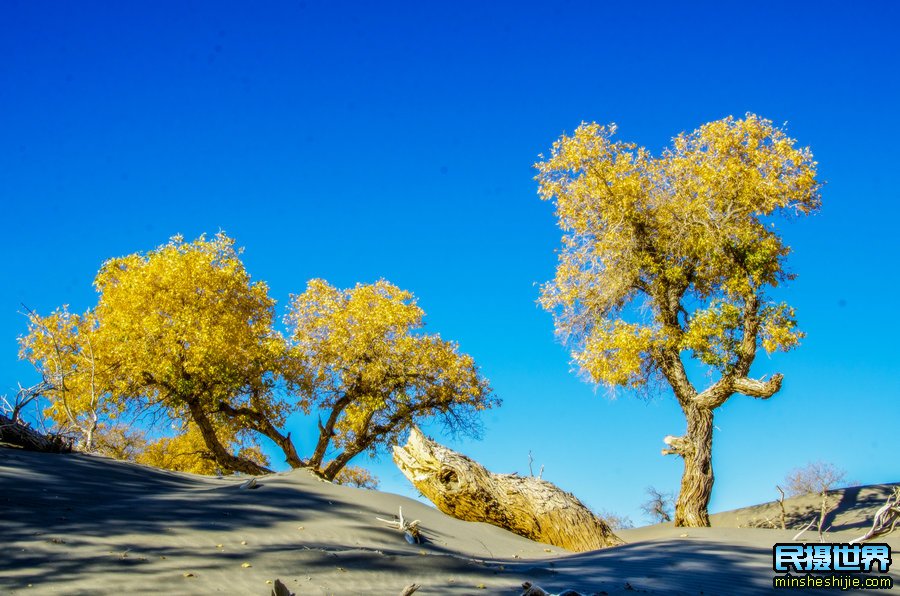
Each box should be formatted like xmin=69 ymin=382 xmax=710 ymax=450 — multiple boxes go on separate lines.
xmin=239 ymin=477 xmax=259 ymax=490
xmin=399 ymin=583 xmax=420 ymax=596
xmin=851 ymin=487 xmax=900 ymax=544
xmin=393 ymin=427 xmax=623 ymax=552
xmin=791 ymin=517 xmax=818 ymax=541
xmin=270 ymin=578 xmax=293 ymax=596
xmin=0 ymin=413 xmax=72 ymax=453
xmin=376 ymin=506 xmax=422 ymax=544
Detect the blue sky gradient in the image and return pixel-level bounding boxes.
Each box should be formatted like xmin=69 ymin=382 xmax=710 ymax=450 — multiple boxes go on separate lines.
xmin=2 ymin=1 xmax=898 ymax=524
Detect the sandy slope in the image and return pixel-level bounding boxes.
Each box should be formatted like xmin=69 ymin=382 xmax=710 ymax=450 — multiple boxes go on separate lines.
xmin=1 ymin=447 xmax=897 ymax=595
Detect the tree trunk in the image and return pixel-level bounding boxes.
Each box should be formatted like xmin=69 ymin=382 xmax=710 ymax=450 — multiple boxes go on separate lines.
xmin=215 ymin=400 xmax=305 ymax=469
xmin=187 ymin=400 xmax=271 ymax=476
xmin=308 ymin=394 xmax=353 ymax=470
xmin=321 ymin=448 xmax=360 ymax=480
xmin=668 ymin=403 xmax=714 ymax=527
xmin=393 ymin=427 xmax=624 ymax=552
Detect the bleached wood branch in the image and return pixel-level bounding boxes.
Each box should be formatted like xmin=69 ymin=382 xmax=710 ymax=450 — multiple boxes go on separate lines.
xmin=376 ymin=506 xmax=422 ymax=543
xmin=791 ymin=518 xmax=817 ymax=541
xmin=850 ymin=487 xmax=900 ymax=544
xmin=661 ymin=434 xmax=690 ymax=456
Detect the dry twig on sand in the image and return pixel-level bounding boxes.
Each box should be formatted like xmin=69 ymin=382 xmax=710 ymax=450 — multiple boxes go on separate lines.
xmin=239 ymin=477 xmax=259 ymax=490
xmin=376 ymin=506 xmax=422 ymax=544
xmin=776 ymin=485 xmax=787 ymax=530
xmin=850 ymin=487 xmax=900 ymax=544
xmin=792 ymin=518 xmax=818 ymax=542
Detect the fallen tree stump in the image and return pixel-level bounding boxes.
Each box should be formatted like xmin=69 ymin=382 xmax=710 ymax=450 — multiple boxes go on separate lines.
xmin=393 ymin=427 xmax=623 ymax=552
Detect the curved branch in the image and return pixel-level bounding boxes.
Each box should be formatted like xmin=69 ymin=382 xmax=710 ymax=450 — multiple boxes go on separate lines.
xmin=186 ymin=399 xmax=270 ymax=476
xmin=733 ymin=373 xmax=783 ymax=398
xmin=693 ymin=373 xmax=783 ymax=409
xmin=734 ymin=294 xmax=760 ymax=377
xmin=308 ymin=392 xmax=354 ymax=469
xmin=215 ymin=401 xmax=304 ymax=468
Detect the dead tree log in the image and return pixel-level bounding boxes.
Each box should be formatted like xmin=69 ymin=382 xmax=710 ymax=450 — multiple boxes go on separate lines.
xmin=392 ymin=427 xmax=624 ymax=552
xmin=0 ymin=413 xmax=72 ymax=453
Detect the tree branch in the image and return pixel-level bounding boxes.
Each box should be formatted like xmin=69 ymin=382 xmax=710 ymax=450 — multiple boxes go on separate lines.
xmin=186 ymin=399 xmax=271 ymax=476
xmin=215 ymin=401 xmax=305 ymax=468
xmin=735 ymin=295 xmax=759 ymax=376
xmin=661 ymin=434 xmax=692 ymax=457
xmin=692 ymin=373 xmax=782 ymax=409
xmin=733 ymin=374 xmax=783 ymax=398
xmin=308 ymin=392 xmax=354 ymax=470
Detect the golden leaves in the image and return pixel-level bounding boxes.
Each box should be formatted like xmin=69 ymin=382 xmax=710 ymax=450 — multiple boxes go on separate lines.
xmin=22 ymin=233 xmax=495 ymax=478
xmin=679 ymin=301 xmax=743 ymax=370
xmin=535 ymin=114 xmax=820 ymax=387
xmin=285 ymin=279 xmax=495 ymax=453
xmin=92 ymin=233 xmax=281 ymax=409
xmin=576 ymin=320 xmax=656 ymax=388
xmin=760 ymin=303 xmax=804 ymax=354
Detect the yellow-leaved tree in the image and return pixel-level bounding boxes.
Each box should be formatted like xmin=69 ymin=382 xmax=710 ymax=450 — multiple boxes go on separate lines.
xmin=535 ymin=114 xmax=821 ymax=527
xmin=286 ymin=279 xmax=496 ymax=480
xmin=19 ymin=307 xmax=111 ymax=451
xmin=88 ymin=232 xmax=292 ymax=475
xmin=20 ymin=233 xmax=496 ymax=480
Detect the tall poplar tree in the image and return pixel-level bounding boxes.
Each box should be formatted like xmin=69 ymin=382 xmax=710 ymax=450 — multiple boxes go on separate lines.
xmin=535 ymin=114 xmax=821 ymax=526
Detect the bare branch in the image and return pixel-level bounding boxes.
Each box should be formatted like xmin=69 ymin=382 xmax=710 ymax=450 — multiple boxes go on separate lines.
xmin=850 ymin=487 xmax=900 ymax=544
xmin=661 ymin=434 xmax=691 ymax=457
xmin=733 ymin=374 xmax=783 ymax=399
xmin=376 ymin=506 xmax=422 ymax=544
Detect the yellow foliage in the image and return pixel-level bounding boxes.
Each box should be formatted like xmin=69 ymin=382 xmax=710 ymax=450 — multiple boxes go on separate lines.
xmin=20 ymin=234 xmax=496 ymax=480
xmin=19 ymin=307 xmax=114 ymax=448
xmin=92 ymin=424 xmax=147 ymax=461
xmin=332 ymin=465 xmax=380 ymax=489
xmin=93 ymin=232 xmax=283 ymax=415
xmin=286 ymin=279 xmax=496 ymax=477
xmin=576 ymin=320 xmax=656 ymax=388
xmin=536 ymin=114 xmax=820 ymax=389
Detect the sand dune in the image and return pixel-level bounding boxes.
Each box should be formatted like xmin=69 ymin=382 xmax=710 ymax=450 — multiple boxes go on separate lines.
xmin=1 ymin=447 xmax=897 ymax=595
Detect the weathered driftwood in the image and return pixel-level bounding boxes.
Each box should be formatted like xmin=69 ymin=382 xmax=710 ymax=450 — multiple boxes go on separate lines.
xmin=376 ymin=506 xmax=422 ymax=544
xmin=0 ymin=413 xmax=72 ymax=453
xmin=851 ymin=487 xmax=900 ymax=544
xmin=392 ymin=428 xmax=624 ymax=552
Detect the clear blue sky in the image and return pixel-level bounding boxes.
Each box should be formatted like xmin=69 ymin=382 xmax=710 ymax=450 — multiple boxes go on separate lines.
xmin=2 ymin=1 xmax=898 ymax=524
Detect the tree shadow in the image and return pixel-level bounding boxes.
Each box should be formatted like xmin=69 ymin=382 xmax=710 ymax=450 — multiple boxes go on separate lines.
xmin=3 ymin=449 xmax=897 ymax=595
xmin=501 ymin=539 xmax=898 ymax=595
xmin=0 ymin=449 xmax=340 ymax=542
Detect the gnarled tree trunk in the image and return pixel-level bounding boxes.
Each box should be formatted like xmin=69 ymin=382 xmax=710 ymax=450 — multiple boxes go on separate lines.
xmin=663 ymin=404 xmax=714 ymax=527
xmin=393 ymin=427 xmax=623 ymax=552
xmin=187 ymin=399 xmax=271 ymax=476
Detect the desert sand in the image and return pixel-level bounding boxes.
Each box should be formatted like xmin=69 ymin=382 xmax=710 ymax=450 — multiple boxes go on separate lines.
xmin=1 ymin=446 xmax=897 ymax=595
